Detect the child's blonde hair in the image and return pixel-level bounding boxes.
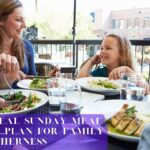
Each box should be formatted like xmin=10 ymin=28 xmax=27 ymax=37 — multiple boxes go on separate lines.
xmin=105 ymin=34 xmax=135 ymax=71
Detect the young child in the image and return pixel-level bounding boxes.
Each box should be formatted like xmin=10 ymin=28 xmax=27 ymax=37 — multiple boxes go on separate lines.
xmin=77 ymin=34 xmax=149 ymax=94
xmin=77 ymin=34 xmax=135 ymax=80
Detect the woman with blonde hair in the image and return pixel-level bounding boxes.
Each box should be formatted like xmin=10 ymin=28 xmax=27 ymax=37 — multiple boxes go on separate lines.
xmin=0 ymin=0 xmax=36 ymax=88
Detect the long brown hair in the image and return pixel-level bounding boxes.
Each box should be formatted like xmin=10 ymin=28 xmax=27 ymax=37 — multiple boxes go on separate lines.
xmin=105 ymin=34 xmax=135 ymax=70
xmin=0 ymin=0 xmax=25 ymax=68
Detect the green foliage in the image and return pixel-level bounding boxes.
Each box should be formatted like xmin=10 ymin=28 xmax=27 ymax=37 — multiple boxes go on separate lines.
xmin=26 ymin=12 xmax=95 ymax=39
xmin=125 ymin=106 xmax=137 ymax=117
xmin=76 ymin=13 xmax=95 ymax=39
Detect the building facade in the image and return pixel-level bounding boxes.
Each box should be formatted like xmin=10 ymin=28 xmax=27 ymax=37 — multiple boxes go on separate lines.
xmin=93 ymin=7 xmax=150 ymax=39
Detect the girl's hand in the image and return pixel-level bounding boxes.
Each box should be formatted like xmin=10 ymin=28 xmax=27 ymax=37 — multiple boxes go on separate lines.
xmin=48 ymin=66 xmax=60 ymax=77
xmin=109 ymin=66 xmax=134 ymax=80
xmin=91 ymin=54 xmax=101 ymax=65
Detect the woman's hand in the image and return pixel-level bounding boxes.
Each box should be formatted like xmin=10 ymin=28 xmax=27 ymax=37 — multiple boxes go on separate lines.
xmin=0 ymin=53 xmax=19 ymax=72
xmin=16 ymin=71 xmax=26 ymax=81
xmin=0 ymin=53 xmax=21 ymax=88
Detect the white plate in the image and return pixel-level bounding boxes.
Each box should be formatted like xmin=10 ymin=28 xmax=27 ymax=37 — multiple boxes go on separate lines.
xmin=81 ymin=100 xmax=150 ymax=142
xmin=0 ymin=89 xmax=48 ymax=114
xmin=49 ymin=91 xmax=104 ymax=106
xmin=17 ymin=78 xmax=75 ymax=92
xmin=17 ymin=79 xmax=35 ymax=89
xmin=76 ymin=77 xmax=120 ymax=96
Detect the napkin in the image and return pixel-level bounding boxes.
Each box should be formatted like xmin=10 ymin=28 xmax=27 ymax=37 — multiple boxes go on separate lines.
xmin=137 ymin=124 xmax=150 ymax=150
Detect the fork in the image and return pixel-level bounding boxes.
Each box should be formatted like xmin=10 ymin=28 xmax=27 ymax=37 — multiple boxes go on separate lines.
xmin=0 ymin=67 xmax=13 ymax=97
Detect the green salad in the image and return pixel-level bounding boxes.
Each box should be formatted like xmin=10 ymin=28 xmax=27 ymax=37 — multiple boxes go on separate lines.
xmin=29 ymin=78 xmax=47 ymax=89
xmin=0 ymin=91 xmax=41 ymax=113
xmin=88 ymin=79 xmax=120 ymax=89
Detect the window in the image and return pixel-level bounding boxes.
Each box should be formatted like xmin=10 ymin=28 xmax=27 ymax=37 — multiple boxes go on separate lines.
xmin=127 ymin=18 xmax=133 ymax=29
xmin=134 ymin=18 xmax=139 ymax=29
xmin=144 ymin=17 xmax=150 ymax=28
xmin=120 ymin=19 xmax=124 ymax=29
xmin=112 ymin=19 xmax=120 ymax=29
xmin=90 ymin=12 xmax=95 ymax=22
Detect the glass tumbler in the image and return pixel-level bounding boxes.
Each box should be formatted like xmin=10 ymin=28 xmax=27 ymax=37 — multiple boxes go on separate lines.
xmin=47 ymin=78 xmax=66 ymax=113
xmin=60 ymin=83 xmax=81 ymax=114
xmin=126 ymin=74 xmax=145 ymax=101
xmin=120 ymin=73 xmax=129 ymax=100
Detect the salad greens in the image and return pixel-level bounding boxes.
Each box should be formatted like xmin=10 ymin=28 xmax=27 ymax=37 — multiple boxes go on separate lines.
xmin=29 ymin=78 xmax=47 ymax=89
xmin=125 ymin=105 xmax=137 ymax=117
xmin=0 ymin=91 xmax=24 ymax=100
xmin=0 ymin=91 xmax=41 ymax=113
xmin=88 ymin=79 xmax=120 ymax=89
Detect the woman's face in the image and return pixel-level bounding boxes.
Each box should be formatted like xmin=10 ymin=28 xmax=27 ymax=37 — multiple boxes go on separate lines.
xmin=1 ymin=7 xmax=26 ymax=39
xmin=100 ymin=36 xmax=120 ymax=68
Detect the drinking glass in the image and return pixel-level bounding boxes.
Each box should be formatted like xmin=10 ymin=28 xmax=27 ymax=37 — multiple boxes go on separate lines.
xmin=126 ymin=74 xmax=146 ymax=101
xmin=46 ymin=78 xmax=66 ymax=113
xmin=120 ymin=73 xmax=128 ymax=100
xmin=60 ymin=83 xmax=81 ymax=114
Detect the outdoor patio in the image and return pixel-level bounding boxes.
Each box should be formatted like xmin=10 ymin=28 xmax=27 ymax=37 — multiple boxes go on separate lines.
xmin=30 ymin=39 xmax=150 ymax=82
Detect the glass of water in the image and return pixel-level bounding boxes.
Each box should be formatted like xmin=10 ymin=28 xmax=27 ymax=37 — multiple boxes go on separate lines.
xmin=60 ymin=83 xmax=81 ymax=114
xmin=47 ymin=78 xmax=66 ymax=113
xmin=126 ymin=74 xmax=146 ymax=101
xmin=120 ymin=73 xmax=129 ymax=100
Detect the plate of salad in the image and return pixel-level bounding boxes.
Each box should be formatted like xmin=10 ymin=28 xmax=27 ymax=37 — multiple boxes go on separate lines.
xmin=17 ymin=78 xmax=75 ymax=92
xmin=76 ymin=77 xmax=121 ymax=95
xmin=17 ymin=78 xmax=47 ymax=91
xmin=0 ymin=89 xmax=48 ymax=114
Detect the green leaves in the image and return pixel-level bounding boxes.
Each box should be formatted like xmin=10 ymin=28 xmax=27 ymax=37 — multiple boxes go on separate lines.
xmin=13 ymin=91 xmax=24 ymax=100
xmin=125 ymin=106 xmax=137 ymax=117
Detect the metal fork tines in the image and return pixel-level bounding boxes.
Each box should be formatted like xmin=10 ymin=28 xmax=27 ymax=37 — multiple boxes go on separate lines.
xmin=0 ymin=67 xmax=13 ymax=90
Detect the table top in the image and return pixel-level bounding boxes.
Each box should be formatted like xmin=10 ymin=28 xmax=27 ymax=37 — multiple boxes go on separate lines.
xmin=1 ymin=78 xmax=148 ymax=149
xmin=30 ymin=101 xmax=138 ymax=150
xmin=29 ymin=90 xmax=141 ymax=150
xmin=50 ymin=91 xmax=104 ymax=107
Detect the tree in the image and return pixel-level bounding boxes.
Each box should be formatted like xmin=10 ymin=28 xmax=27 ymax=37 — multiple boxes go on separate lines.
xmin=25 ymin=12 xmax=95 ymax=39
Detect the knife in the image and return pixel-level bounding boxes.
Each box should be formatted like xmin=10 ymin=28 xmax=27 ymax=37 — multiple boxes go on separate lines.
xmin=25 ymin=75 xmax=54 ymax=79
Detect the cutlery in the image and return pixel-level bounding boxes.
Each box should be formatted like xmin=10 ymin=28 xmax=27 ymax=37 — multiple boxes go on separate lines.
xmin=0 ymin=67 xmax=14 ymax=99
xmin=0 ymin=95 xmax=25 ymax=105
xmin=93 ymin=98 xmax=103 ymax=103
xmin=0 ymin=67 xmax=13 ymax=90
xmin=25 ymin=75 xmax=54 ymax=79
